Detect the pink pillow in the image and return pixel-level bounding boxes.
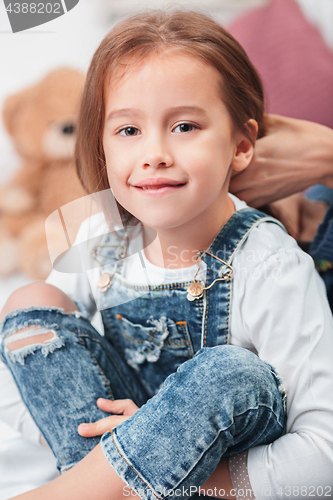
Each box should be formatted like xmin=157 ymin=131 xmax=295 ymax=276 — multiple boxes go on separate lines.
xmin=228 ymin=0 xmax=333 ymax=128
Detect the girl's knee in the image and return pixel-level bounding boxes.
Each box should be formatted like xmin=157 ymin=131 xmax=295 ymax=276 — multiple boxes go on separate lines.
xmin=0 ymin=282 xmax=79 ymax=321
xmin=193 ymin=344 xmax=256 ymax=372
xmin=0 ymin=284 xmax=85 ymax=364
xmin=191 ymin=345 xmax=279 ymax=393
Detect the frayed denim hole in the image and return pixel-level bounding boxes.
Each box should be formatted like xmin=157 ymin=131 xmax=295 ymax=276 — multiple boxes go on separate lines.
xmin=0 ymin=306 xmax=85 ymax=333
xmin=124 ymin=317 xmax=170 ymax=370
xmin=4 ymin=325 xmax=65 ymax=365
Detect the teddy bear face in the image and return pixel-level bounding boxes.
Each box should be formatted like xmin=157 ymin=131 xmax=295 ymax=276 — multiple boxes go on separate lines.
xmin=42 ymin=116 xmax=77 ymax=159
xmin=3 ymin=68 xmax=85 ymax=162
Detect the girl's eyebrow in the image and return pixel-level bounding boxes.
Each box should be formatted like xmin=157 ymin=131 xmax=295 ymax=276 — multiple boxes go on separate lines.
xmin=106 ymin=106 xmax=208 ymax=122
xmin=167 ymin=106 xmax=208 ymax=119
xmin=106 ymin=108 xmax=143 ymax=122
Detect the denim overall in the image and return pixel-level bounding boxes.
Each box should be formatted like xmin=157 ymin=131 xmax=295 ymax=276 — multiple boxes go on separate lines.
xmin=0 ymin=207 xmax=286 ymax=499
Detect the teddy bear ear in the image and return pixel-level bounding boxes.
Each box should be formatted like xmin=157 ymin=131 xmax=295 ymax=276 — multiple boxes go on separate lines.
xmin=2 ymin=89 xmax=29 ymax=137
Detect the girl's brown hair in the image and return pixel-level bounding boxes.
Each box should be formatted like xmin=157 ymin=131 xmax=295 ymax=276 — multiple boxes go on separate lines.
xmin=76 ymin=10 xmax=265 ymax=220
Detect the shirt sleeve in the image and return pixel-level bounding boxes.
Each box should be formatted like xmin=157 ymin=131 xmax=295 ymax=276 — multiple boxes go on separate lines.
xmin=45 ymin=214 xmax=109 ymax=320
xmin=229 ymin=452 xmax=254 ymax=500
xmin=0 ymin=358 xmax=42 ymax=446
xmin=230 ymin=223 xmax=333 ymax=499
xmin=45 ymin=267 xmax=96 ymax=320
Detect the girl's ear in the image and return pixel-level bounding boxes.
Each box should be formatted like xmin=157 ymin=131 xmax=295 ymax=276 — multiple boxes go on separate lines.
xmin=231 ymin=119 xmax=258 ymax=172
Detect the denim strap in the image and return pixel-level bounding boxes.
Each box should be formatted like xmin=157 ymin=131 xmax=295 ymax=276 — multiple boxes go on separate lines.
xmin=201 ymin=208 xmax=284 ymax=348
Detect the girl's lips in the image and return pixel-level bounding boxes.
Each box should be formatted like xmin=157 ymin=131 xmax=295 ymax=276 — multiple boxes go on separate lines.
xmin=133 ymin=183 xmax=186 ymax=196
xmin=132 ymin=178 xmax=186 ymax=196
xmin=134 ymin=177 xmax=185 ymax=188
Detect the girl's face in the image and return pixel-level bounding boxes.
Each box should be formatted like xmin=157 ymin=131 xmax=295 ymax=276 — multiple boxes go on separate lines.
xmin=103 ymin=52 xmax=252 ymax=231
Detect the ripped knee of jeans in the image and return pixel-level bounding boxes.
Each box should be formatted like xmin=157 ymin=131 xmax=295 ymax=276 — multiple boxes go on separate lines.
xmin=4 ymin=324 xmax=65 ymax=365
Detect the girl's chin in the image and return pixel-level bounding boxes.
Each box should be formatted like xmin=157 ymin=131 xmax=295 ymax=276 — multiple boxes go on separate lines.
xmin=140 ymin=221 xmax=184 ymax=232
xmin=137 ymin=210 xmax=200 ymax=232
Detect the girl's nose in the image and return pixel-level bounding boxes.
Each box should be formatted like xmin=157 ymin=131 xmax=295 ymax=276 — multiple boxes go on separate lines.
xmin=141 ymin=140 xmax=173 ymax=169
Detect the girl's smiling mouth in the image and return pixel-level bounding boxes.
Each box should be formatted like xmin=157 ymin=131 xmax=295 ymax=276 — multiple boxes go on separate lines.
xmin=132 ymin=177 xmax=186 ymax=195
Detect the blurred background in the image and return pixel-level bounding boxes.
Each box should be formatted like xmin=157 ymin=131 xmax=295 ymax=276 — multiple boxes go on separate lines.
xmin=0 ymin=0 xmax=332 ymax=497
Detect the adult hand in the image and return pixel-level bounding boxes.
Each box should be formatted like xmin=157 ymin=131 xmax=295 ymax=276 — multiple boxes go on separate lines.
xmin=268 ymin=193 xmax=327 ymax=241
xmin=78 ymin=398 xmax=139 ymax=437
xmin=230 ymin=115 xmax=333 ymax=207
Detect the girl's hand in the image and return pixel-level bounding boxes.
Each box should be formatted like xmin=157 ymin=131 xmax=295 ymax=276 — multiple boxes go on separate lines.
xmin=78 ymin=398 xmax=139 ymax=437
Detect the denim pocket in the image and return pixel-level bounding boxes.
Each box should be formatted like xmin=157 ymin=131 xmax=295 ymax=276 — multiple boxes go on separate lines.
xmin=117 ymin=314 xmax=194 ymax=363
xmin=110 ymin=314 xmax=195 ymax=395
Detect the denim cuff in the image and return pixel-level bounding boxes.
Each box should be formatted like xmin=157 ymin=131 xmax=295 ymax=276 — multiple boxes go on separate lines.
xmin=101 ymin=429 xmax=161 ymax=500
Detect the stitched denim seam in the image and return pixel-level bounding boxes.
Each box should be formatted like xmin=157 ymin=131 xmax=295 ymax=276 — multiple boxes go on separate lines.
xmin=110 ymin=429 xmax=162 ymax=500
xmin=234 ymin=404 xmax=285 ymax=431
xmin=147 ymin=328 xmax=159 ymax=343
xmin=227 ymin=217 xmax=284 ymax=266
xmin=227 ymin=219 xmax=259 ymax=259
xmin=76 ymin=334 xmax=142 ymax=403
xmin=112 ymin=277 xmax=193 ymax=292
xmin=203 ymin=214 xmax=246 ymax=347
xmin=209 ymin=211 xmax=274 ymax=258
xmin=84 ymin=345 xmax=114 ymax=401
xmin=203 ymin=217 xmax=263 ymax=348
xmin=122 ymin=334 xmax=191 ymax=348
xmin=226 ymin=280 xmax=231 ymax=344
xmin=164 ymin=339 xmax=192 ymax=346
xmin=175 ymin=322 xmax=195 ymax=358
xmin=208 ymin=211 xmax=239 ymax=252
xmin=72 ymin=328 xmax=97 ymax=335
xmin=198 ymin=299 xmax=204 ymax=319
xmin=122 ymin=331 xmax=167 ymax=346
xmin=123 ymin=333 xmax=151 ymax=345
xmin=121 ymin=327 xmax=159 ymax=345
xmin=203 ymin=267 xmax=210 ymax=348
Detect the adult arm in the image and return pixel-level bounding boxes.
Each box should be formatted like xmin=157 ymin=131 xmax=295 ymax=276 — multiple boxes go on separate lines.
xmin=230 ymin=115 xmax=333 ymax=207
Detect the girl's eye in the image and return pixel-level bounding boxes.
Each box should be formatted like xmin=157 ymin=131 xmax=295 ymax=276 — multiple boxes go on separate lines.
xmin=173 ymin=123 xmax=197 ymax=133
xmin=118 ymin=127 xmax=140 ymax=137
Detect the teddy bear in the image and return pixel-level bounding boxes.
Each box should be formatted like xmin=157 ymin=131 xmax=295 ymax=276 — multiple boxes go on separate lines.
xmin=0 ymin=67 xmax=87 ymax=280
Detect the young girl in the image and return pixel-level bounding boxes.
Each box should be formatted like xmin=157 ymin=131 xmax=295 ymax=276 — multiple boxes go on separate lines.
xmin=1 ymin=10 xmax=333 ymax=500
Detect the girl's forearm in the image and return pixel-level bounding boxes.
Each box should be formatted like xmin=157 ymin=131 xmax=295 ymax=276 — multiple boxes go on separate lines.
xmin=11 ymin=445 xmax=236 ymax=500
xmin=10 ymin=444 xmax=129 ymax=500
xmin=201 ymin=458 xmax=234 ymax=499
